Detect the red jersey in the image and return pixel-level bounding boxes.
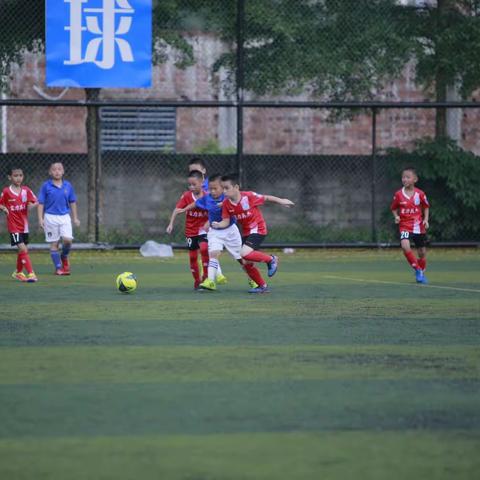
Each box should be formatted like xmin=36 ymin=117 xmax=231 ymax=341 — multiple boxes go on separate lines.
xmin=391 ymin=187 xmax=429 ymax=234
xmin=176 ymin=191 xmax=209 ymax=237
xmin=0 ymin=186 xmax=37 ymax=233
xmin=222 ymin=191 xmax=267 ymax=236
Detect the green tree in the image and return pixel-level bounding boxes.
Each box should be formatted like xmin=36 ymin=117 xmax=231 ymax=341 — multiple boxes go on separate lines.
xmin=212 ymin=0 xmax=480 ymax=137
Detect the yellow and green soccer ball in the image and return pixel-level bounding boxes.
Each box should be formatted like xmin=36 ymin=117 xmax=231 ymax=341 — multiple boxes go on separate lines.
xmin=116 ymin=272 xmax=137 ymax=293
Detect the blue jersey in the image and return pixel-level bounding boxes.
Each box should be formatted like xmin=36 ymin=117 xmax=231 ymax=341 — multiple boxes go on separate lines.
xmin=195 ymin=193 xmax=235 ymax=227
xmin=202 ymin=177 xmax=209 ymax=192
xmin=38 ymin=179 xmax=77 ymax=215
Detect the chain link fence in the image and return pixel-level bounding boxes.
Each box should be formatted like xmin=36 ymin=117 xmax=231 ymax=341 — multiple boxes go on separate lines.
xmin=1 ymin=1 xmax=479 ymax=246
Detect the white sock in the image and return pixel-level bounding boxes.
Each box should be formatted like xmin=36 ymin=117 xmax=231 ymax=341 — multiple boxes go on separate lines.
xmin=217 ymin=263 xmax=223 ymax=275
xmin=208 ymin=259 xmax=219 ymax=281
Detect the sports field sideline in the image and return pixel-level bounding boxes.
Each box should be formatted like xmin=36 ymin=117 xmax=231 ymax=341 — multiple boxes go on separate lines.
xmin=0 ymin=248 xmax=479 ymax=479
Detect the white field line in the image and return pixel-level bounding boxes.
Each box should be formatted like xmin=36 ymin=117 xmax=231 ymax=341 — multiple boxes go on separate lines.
xmin=323 ymin=275 xmax=480 ymax=294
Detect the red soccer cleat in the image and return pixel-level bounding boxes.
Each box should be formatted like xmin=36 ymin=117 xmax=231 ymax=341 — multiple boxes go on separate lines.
xmin=55 ymin=268 xmax=69 ymax=276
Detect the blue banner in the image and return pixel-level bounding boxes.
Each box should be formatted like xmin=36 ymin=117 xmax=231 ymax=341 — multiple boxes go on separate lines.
xmin=46 ymin=0 xmax=151 ymax=88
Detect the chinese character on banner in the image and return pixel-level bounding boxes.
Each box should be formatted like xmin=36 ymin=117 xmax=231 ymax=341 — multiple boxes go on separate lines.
xmin=46 ymin=0 xmax=152 ymax=88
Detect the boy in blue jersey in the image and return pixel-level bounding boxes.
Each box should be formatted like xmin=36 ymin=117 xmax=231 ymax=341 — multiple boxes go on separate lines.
xmin=37 ymin=162 xmax=80 ymax=275
xmin=180 ymin=174 xmax=250 ymax=291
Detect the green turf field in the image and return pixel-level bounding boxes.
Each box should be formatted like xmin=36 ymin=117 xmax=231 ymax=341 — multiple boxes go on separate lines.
xmin=0 ymin=248 xmax=479 ymax=479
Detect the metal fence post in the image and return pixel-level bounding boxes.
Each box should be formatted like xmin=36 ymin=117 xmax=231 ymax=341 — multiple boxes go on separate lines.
xmin=236 ymin=0 xmax=245 ymax=185
xmin=85 ymin=88 xmax=100 ymax=243
xmin=371 ymin=107 xmax=378 ymax=244
xmin=95 ymin=105 xmax=102 ymax=243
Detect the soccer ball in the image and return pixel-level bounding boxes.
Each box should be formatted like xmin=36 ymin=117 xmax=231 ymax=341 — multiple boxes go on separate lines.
xmin=116 ymin=272 xmax=137 ymax=293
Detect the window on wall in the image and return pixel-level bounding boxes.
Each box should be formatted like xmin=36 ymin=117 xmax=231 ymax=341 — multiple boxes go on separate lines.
xmin=100 ymin=107 xmax=176 ymax=152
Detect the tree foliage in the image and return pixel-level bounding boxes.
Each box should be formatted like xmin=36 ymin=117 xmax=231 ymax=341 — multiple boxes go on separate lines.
xmin=2 ymin=1 xmax=480 ymax=103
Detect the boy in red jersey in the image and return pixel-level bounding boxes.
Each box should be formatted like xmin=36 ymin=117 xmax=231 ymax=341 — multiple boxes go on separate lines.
xmin=0 ymin=166 xmax=38 ymax=282
xmin=166 ymin=170 xmax=226 ymax=289
xmin=212 ymin=174 xmax=294 ymax=293
xmin=391 ymin=167 xmax=430 ymax=284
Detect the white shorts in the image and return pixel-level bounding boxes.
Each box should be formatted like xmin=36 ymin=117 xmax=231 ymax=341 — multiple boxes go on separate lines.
xmin=207 ymin=224 xmax=242 ymax=260
xmin=44 ymin=213 xmax=73 ymax=243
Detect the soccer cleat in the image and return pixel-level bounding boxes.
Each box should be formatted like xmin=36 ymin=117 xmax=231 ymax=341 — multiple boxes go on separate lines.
xmin=61 ymin=257 xmax=71 ymax=275
xmin=55 ymin=268 xmax=69 ymax=276
xmin=267 ymin=255 xmax=279 ymax=277
xmin=12 ymin=271 xmax=27 ymax=282
xmin=199 ymin=278 xmax=216 ymax=291
xmin=25 ymin=272 xmax=38 ymax=283
xmin=248 ymin=284 xmax=270 ymax=294
xmin=216 ymin=273 xmax=228 ymax=285
xmin=415 ymin=268 xmax=424 ymax=283
xmin=248 ymin=279 xmax=259 ymax=289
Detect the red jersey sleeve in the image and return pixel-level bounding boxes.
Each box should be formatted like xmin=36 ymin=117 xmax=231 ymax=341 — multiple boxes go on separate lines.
xmin=0 ymin=189 xmax=5 ymax=208
xmin=390 ymin=192 xmax=400 ymax=211
xmin=420 ymin=191 xmax=429 ymax=208
xmin=221 ymin=201 xmax=232 ymax=219
xmin=26 ymin=187 xmax=37 ymax=204
xmin=175 ymin=192 xmax=191 ymax=209
xmin=247 ymin=191 xmax=266 ymax=207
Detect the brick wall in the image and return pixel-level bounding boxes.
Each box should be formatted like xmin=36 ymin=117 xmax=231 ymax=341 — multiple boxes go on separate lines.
xmin=4 ymin=35 xmax=480 ymax=155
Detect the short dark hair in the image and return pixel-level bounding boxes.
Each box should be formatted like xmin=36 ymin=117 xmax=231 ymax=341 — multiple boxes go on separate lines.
xmin=188 ymin=157 xmax=207 ymax=169
xmin=188 ymin=170 xmax=204 ymax=180
xmin=208 ymin=173 xmax=222 ymax=183
xmin=402 ymin=166 xmax=417 ymax=175
xmin=221 ymin=173 xmax=240 ymax=186
xmin=7 ymin=165 xmax=23 ymax=176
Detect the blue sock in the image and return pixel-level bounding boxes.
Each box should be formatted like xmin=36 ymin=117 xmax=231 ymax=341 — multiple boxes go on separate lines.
xmin=61 ymin=243 xmax=71 ymax=259
xmin=50 ymin=250 xmax=62 ymax=269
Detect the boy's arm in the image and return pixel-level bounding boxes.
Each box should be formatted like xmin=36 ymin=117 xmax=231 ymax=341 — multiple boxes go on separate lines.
xmin=263 ymin=194 xmax=294 ymax=207
xmin=211 ymin=218 xmax=230 ymax=229
xmin=70 ymin=202 xmax=80 ymax=227
xmin=177 ymin=201 xmax=198 ymax=213
xmin=423 ymin=207 xmax=429 ymax=229
xmin=392 ymin=209 xmax=400 ymax=224
xmin=37 ymin=203 xmax=44 ymax=228
xmin=166 ymin=208 xmax=183 ymax=234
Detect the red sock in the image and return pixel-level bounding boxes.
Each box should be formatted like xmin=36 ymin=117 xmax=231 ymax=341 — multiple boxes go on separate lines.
xmin=418 ymin=257 xmax=427 ymax=271
xmin=243 ymin=251 xmax=272 ymax=264
xmin=19 ymin=251 xmax=34 ymax=274
xmin=188 ymin=250 xmax=201 ymax=284
xmin=16 ymin=253 xmax=23 ymax=273
xmin=403 ymin=250 xmax=418 ymax=270
xmin=199 ymin=242 xmax=209 ymax=281
xmin=244 ymin=262 xmax=267 ymax=287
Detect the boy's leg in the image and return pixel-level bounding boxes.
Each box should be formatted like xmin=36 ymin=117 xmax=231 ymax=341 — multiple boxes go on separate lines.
xmin=241 ymin=235 xmax=278 ymax=278
xmin=17 ymin=240 xmax=37 ymax=282
xmin=207 ymin=252 xmax=221 ymax=282
xmin=199 ymin=251 xmax=221 ymax=291
xmin=199 ymin=240 xmax=209 ymax=281
xmin=59 ymin=215 xmax=74 ymax=274
xmin=417 ymin=247 xmax=427 ymax=271
xmin=187 ymin=238 xmax=201 ymax=289
xmin=50 ymin=241 xmax=63 ymax=273
xmin=44 ymin=214 xmax=64 ymax=273
xmin=61 ymin=238 xmax=73 ymax=274
xmin=12 ymin=240 xmax=28 ymax=281
xmin=401 ymin=239 xmax=419 ymax=270
xmin=240 ymin=260 xmax=267 ymax=290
